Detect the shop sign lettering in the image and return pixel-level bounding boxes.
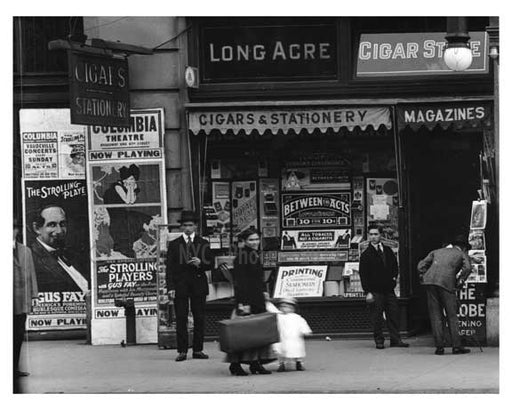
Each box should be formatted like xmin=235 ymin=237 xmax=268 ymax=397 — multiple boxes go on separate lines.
xmin=200 ymin=23 xmax=337 ymax=82
xmin=357 ymin=31 xmax=488 ymax=77
xmin=68 ymin=51 xmax=130 ymax=126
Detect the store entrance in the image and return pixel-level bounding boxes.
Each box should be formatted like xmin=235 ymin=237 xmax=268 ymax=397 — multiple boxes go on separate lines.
xmin=405 ymin=128 xmax=482 ymax=291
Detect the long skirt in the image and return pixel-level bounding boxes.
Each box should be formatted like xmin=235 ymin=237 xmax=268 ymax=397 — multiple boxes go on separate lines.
xmin=224 ymin=308 xmax=277 ymax=365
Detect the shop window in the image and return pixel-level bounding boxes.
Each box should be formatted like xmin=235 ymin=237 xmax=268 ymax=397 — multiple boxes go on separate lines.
xmin=192 ymin=126 xmax=401 ymax=302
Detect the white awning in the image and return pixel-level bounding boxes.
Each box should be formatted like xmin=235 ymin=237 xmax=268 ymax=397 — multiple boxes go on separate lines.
xmin=188 ymin=106 xmax=392 ymax=136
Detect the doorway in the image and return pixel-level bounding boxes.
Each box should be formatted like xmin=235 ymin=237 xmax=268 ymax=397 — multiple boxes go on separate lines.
xmin=404 ymin=127 xmax=482 ymax=322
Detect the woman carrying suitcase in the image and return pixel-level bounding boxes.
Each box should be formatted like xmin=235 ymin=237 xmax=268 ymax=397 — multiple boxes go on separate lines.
xmin=226 ymin=228 xmax=277 ymax=376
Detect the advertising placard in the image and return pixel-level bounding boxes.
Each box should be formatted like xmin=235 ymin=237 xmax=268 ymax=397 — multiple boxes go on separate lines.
xmin=278 ymin=250 xmax=348 ymax=264
xmin=87 ymin=108 xmax=167 ymax=344
xmin=456 ymin=284 xmax=486 ymax=346
xmin=281 ymin=229 xmax=351 ymax=250
xmin=20 ymin=109 xmax=89 ymax=331
xmin=273 ymin=265 xmax=328 ymax=298
xmin=282 ymin=191 xmax=351 ymax=229
xmin=366 ymin=178 xmax=399 ymax=240
xmin=231 ymin=180 xmax=258 ymax=241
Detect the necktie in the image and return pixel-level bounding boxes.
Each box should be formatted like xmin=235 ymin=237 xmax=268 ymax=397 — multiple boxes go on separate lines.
xmin=186 ymin=235 xmax=192 ymax=259
xmin=377 ymin=244 xmax=386 ymax=265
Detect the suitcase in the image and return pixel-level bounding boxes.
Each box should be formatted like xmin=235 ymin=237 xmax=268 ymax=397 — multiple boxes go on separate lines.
xmin=218 ymin=312 xmax=279 ymax=353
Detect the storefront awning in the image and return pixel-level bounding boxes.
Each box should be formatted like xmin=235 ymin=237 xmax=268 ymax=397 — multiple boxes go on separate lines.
xmin=188 ymin=106 xmax=392 ymax=135
xmin=396 ymin=101 xmax=493 ymax=132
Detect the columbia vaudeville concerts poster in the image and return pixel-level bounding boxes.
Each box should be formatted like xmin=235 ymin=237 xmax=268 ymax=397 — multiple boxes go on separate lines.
xmin=20 ymin=108 xmax=90 ymax=331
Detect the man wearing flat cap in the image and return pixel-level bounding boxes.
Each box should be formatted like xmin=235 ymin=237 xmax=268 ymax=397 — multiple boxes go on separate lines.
xmin=166 ymin=210 xmax=212 ymax=361
xmin=417 ymin=234 xmax=472 ymax=355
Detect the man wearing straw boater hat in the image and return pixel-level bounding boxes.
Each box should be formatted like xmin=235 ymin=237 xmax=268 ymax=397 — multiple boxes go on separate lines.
xmin=417 ymin=234 xmax=472 ymax=355
xmin=166 ymin=210 xmax=212 ymax=362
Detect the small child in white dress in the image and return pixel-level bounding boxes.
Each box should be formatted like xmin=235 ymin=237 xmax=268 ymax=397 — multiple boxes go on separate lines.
xmin=275 ymin=297 xmax=312 ymax=371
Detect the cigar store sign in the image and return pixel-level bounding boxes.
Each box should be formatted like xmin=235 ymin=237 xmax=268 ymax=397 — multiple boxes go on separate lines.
xmin=68 ymin=51 xmax=130 ymax=127
xmin=200 ymin=23 xmax=337 ymax=82
xmin=357 ymin=31 xmax=488 ymax=77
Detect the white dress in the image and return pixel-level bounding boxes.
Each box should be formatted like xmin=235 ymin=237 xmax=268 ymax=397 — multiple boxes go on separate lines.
xmin=274 ymin=312 xmax=312 ymax=359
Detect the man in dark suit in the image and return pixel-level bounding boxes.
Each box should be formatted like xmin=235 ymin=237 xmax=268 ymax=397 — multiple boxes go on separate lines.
xmin=30 ymin=205 xmax=88 ymax=293
xmin=417 ymin=235 xmax=472 ymax=355
xmin=359 ymin=224 xmax=408 ymax=349
xmin=13 ymin=218 xmax=38 ymax=383
xmin=166 ymin=211 xmax=213 ymax=361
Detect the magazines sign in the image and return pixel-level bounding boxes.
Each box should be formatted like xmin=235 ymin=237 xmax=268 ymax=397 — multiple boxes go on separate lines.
xmin=68 ymin=51 xmax=130 ymax=127
xmin=282 ymin=191 xmax=351 ymax=228
xmin=273 ymin=265 xmax=328 ymax=298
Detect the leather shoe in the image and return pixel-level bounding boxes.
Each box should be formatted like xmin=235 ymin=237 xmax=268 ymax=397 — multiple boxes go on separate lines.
xmin=390 ymin=341 xmax=409 ymax=348
xmin=175 ymin=353 xmax=187 ymax=362
xmin=452 ymin=347 xmax=471 ymax=355
xmin=435 ymin=347 xmax=445 ymax=355
xmin=192 ymin=351 xmax=209 ymax=359
xmin=376 ymin=343 xmax=385 ymax=349
xmin=296 ymin=361 xmax=305 ymax=371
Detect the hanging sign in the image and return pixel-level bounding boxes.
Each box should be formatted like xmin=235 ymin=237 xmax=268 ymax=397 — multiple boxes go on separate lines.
xmin=273 ymin=265 xmax=328 ymax=298
xmin=68 ymin=51 xmax=130 ymax=127
xmin=357 ymin=31 xmax=488 ymax=77
xmin=188 ymin=106 xmax=392 ymax=135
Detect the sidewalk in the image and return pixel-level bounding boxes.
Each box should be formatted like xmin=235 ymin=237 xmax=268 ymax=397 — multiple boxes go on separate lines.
xmin=18 ymin=337 xmax=498 ymax=394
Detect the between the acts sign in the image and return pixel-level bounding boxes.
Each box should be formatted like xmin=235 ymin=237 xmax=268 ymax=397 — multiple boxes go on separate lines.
xmin=68 ymin=51 xmax=130 ymax=127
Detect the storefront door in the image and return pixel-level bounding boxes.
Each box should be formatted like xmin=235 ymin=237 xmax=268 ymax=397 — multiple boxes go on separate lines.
xmin=405 ymin=128 xmax=482 ymax=288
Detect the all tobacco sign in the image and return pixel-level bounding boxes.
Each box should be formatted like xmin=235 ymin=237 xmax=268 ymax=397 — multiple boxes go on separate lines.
xmin=68 ymin=51 xmax=130 ymax=127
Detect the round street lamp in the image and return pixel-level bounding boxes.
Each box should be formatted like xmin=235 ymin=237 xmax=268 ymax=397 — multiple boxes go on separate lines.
xmin=443 ymin=17 xmax=473 ymax=71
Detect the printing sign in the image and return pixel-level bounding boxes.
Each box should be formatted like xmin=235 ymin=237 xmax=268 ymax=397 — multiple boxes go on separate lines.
xmin=273 ymin=265 xmax=328 ymax=298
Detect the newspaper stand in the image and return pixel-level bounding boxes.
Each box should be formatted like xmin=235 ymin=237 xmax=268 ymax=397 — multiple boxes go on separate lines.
xmin=156 ymin=224 xmax=194 ymax=349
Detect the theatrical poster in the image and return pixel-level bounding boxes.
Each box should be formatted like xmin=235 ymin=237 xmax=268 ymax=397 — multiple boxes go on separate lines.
xmin=19 ymin=109 xmax=89 ymax=331
xmin=87 ymin=109 xmax=167 ymax=343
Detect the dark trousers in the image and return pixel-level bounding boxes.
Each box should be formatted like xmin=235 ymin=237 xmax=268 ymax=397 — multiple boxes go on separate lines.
xmin=425 ymin=285 xmax=461 ymax=348
xmin=369 ymin=292 xmax=401 ymax=344
xmin=174 ymin=295 xmax=206 ymax=353
xmin=14 ymin=313 xmax=27 ymax=373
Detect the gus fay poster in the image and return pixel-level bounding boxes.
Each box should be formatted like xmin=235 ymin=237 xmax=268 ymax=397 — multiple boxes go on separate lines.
xmin=19 ymin=109 xmax=89 ymax=331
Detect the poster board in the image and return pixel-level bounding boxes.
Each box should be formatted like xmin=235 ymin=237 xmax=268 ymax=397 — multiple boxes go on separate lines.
xmin=19 ymin=109 xmax=90 ymax=331
xmin=87 ymin=108 xmax=167 ymax=344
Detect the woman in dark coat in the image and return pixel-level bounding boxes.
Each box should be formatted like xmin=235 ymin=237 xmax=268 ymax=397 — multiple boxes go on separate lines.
xmin=226 ymin=228 xmax=276 ymax=376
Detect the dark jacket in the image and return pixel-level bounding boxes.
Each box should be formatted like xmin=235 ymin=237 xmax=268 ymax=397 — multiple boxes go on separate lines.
xmin=417 ymin=246 xmax=471 ymax=293
xmin=166 ymin=235 xmax=212 ymax=297
xmin=359 ymin=243 xmax=398 ymax=294
xmin=30 ymin=239 xmax=84 ymax=293
xmin=232 ymin=247 xmax=266 ymax=314
xmin=14 ymin=242 xmax=38 ymax=314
